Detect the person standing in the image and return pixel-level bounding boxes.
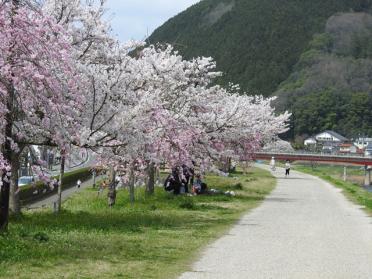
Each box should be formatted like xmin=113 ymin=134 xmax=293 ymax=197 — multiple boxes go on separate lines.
xmin=270 ymin=157 xmax=276 ymax=171
xmin=77 ymin=179 xmax=82 ymax=188
xmin=285 ymin=160 xmax=291 ymax=177
xmin=182 ymin=164 xmax=193 ymax=193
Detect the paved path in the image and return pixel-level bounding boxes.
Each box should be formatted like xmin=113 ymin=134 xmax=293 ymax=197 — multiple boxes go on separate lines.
xmin=179 ymin=165 xmax=372 ymax=279
xmin=23 ymin=152 xmax=98 ymax=210
xmin=24 ymin=176 xmax=104 ymax=210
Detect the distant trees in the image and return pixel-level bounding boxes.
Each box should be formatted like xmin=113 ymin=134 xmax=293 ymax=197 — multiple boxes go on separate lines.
xmin=275 ymin=12 xmax=372 ymax=139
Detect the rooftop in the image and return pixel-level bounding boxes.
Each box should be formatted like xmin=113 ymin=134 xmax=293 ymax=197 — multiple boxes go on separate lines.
xmin=316 ymin=130 xmax=348 ymax=141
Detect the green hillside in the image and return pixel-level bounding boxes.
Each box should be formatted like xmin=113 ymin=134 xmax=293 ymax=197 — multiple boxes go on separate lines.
xmin=149 ymin=0 xmax=371 ymax=96
xmin=275 ymin=12 xmax=372 ymax=139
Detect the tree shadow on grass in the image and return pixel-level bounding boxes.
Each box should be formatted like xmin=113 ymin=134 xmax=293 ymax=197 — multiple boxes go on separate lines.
xmin=11 ymin=203 xmax=237 ymax=234
xmin=13 ymin=210 xmax=185 ymax=232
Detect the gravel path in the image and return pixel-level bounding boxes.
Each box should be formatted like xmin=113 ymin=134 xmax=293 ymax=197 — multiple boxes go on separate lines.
xmin=179 ymin=165 xmax=372 ymax=279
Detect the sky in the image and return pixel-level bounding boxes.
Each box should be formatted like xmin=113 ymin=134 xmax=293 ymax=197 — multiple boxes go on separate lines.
xmin=105 ymin=0 xmax=200 ymax=42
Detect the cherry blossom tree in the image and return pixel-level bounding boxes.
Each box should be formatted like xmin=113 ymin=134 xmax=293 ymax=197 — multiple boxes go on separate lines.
xmin=0 ymin=0 xmax=290 ymax=219
xmin=94 ymin=45 xmax=290 ymax=200
xmin=0 ymin=1 xmax=83 ymax=230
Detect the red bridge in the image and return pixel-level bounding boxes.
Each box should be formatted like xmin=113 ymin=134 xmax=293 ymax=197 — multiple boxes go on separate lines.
xmin=254 ymin=152 xmax=372 ymax=166
xmin=254 ymin=152 xmax=372 ymax=185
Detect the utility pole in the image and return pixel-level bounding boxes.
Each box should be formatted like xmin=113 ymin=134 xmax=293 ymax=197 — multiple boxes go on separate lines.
xmin=343 ymin=166 xmax=347 ymax=182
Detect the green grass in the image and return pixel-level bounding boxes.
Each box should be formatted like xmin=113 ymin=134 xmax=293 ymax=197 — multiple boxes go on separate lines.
xmin=0 ymin=167 xmax=275 ymax=279
xmin=293 ymin=164 xmax=372 ymax=215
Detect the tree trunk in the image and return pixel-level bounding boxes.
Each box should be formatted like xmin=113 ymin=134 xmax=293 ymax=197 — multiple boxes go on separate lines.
xmin=146 ymin=162 xmax=155 ymax=195
xmin=0 ymin=170 xmax=10 ymax=232
xmin=108 ymin=167 xmax=116 ymax=207
xmin=222 ymin=157 xmax=231 ymax=173
xmin=0 ymin=0 xmax=20 ymax=231
xmin=129 ymin=165 xmax=135 ymax=204
xmin=9 ymin=151 xmax=21 ymax=215
xmin=92 ymin=169 xmax=96 ymax=188
xmin=57 ymin=153 xmax=65 ymax=213
xmin=0 ymin=107 xmax=13 ymax=231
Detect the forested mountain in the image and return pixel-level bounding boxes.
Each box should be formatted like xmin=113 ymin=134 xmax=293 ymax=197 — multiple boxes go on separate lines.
xmin=275 ymin=12 xmax=372 ymax=139
xmin=149 ymin=0 xmax=372 ymax=139
xmin=149 ymin=0 xmax=370 ymax=96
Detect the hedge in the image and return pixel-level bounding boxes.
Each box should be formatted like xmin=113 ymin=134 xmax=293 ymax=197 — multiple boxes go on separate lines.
xmin=20 ymin=167 xmax=92 ymax=205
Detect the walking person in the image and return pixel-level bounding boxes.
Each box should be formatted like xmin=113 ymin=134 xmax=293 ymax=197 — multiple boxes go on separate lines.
xmin=51 ymin=178 xmax=59 ymax=191
xmin=285 ymin=160 xmax=291 ymax=177
xmin=270 ymin=157 xmax=276 ymax=171
xmin=76 ymin=179 xmax=82 ymax=188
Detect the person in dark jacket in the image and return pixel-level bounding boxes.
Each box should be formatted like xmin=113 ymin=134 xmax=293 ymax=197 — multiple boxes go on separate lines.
xmin=182 ymin=164 xmax=195 ymax=193
xmin=164 ymin=166 xmax=187 ymax=195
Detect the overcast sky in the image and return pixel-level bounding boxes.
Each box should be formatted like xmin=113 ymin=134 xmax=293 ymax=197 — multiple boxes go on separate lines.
xmin=105 ymin=0 xmax=200 ymax=42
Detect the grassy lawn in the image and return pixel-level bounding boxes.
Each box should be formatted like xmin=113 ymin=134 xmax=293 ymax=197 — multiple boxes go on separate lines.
xmin=293 ymin=164 xmax=372 ymax=215
xmin=0 ymin=167 xmax=275 ymax=279
xmin=293 ymin=163 xmax=365 ymax=184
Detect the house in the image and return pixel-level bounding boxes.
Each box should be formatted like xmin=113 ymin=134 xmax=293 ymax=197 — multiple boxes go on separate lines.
xmin=315 ymin=130 xmax=348 ymax=144
xmin=304 ymin=130 xmax=348 ymax=151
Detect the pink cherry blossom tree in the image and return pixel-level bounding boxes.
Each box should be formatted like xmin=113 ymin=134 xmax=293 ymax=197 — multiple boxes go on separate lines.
xmin=0 ymin=1 xmax=83 ymax=230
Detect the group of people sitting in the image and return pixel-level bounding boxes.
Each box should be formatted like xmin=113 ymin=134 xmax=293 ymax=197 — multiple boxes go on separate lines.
xmin=164 ymin=165 xmax=207 ymax=195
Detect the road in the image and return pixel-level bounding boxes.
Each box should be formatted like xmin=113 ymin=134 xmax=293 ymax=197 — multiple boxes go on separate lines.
xmin=179 ymin=165 xmax=372 ymax=279
xmin=49 ymin=149 xmax=94 ymax=176
xmin=24 ymin=176 xmax=99 ymax=210
xmin=23 ymin=151 xmax=99 ymax=210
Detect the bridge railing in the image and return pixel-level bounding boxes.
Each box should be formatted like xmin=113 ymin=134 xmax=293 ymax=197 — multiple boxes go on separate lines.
xmin=256 ymin=151 xmax=370 ymax=159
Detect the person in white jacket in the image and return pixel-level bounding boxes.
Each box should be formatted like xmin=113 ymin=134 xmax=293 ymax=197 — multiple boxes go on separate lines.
xmin=270 ymin=157 xmax=276 ymax=171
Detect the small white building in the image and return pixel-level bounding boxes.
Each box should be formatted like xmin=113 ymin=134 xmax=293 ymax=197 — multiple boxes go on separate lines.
xmin=304 ymin=137 xmax=317 ymax=146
